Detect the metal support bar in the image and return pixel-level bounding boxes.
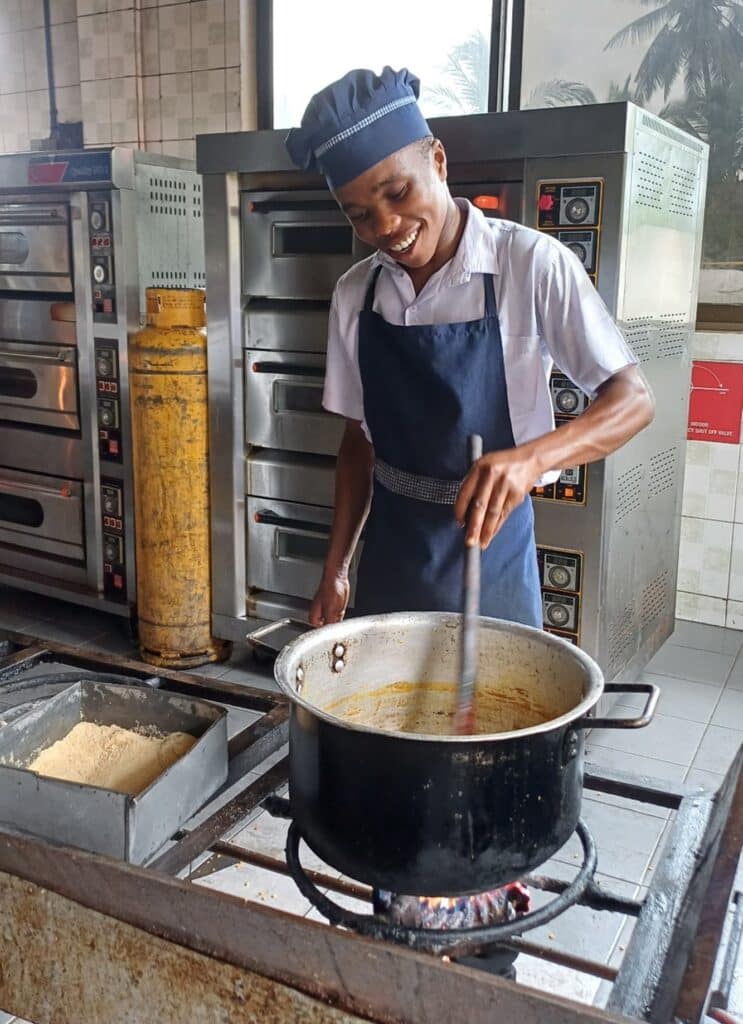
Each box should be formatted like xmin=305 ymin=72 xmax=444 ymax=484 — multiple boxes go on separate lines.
xmin=584 ymin=762 xmax=686 ymax=809
xmin=609 ymin=747 xmax=743 ymax=1022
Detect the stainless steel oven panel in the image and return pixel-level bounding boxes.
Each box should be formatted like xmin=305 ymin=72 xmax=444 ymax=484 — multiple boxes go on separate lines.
xmin=0 ymin=341 xmax=79 ymax=430
xmin=0 ymin=202 xmax=72 ymax=292
xmin=244 ymin=349 xmax=342 ymax=456
xmin=244 ymin=301 xmax=329 ymax=353
xmin=0 ymin=299 xmax=77 ymax=346
xmin=246 ymin=450 xmax=336 ymax=507
xmin=0 ymin=467 xmax=84 ymax=560
xmin=241 ymin=191 xmax=366 ymax=300
xmin=247 ymin=496 xmax=332 ymax=601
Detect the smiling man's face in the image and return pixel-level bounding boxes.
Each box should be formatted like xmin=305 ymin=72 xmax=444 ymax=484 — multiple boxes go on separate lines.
xmin=334 ymin=138 xmax=451 ymax=269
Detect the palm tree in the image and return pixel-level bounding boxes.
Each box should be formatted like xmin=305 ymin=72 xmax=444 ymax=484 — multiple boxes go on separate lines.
xmin=424 ymin=31 xmax=490 ymax=115
xmin=523 ymin=78 xmax=637 ymax=110
xmin=605 ymin=0 xmax=743 ymax=103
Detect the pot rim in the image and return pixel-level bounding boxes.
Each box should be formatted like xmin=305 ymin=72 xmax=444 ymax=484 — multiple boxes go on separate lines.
xmin=274 ymin=612 xmax=605 ymax=743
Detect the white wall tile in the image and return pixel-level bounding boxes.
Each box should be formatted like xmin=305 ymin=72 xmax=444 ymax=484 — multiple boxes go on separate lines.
xmin=0 ymin=91 xmax=29 ymax=151
xmin=676 ymin=591 xmax=727 ymax=627
xmin=27 ymin=88 xmax=51 ymax=140
xmin=159 ymin=1 xmax=191 ymax=74
xmin=140 ymin=0 xmax=159 ymax=8
xmin=22 ymin=28 xmax=48 ymax=91
xmin=77 ymin=11 xmax=109 ymax=81
xmin=107 ymin=8 xmax=136 ymax=77
xmin=0 ymin=1 xmax=23 ymax=34
xmin=77 ymin=0 xmax=107 ymax=14
xmin=728 ymin=523 xmax=743 ymax=601
xmin=692 ymin=332 xmax=743 ymax=363
xmin=57 ymin=83 xmax=82 ymax=122
xmin=81 ymin=77 xmax=111 ymax=143
xmin=142 ymin=7 xmax=159 ymax=75
xmin=726 ymin=600 xmax=743 ymax=630
xmin=158 ymin=0 xmax=188 ymax=6
xmin=109 ymin=74 xmax=138 ymax=142
xmin=192 ymin=68 xmax=225 ymax=134
xmin=50 ymin=0 xmax=78 ymax=23
xmin=22 ymin=0 xmax=45 ymax=29
xmin=677 ymin=516 xmax=733 ymax=599
xmin=225 ymin=65 xmax=239 ymax=130
xmin=108 ymin=0 xmax=134 ymax=10
xmin=143 ymin=75 xmax=161 ymax=142
xmin=161 ymin=138 xmax=195 ymax=160
xmin=682 ymin=441 xmax=740 ymax=522
xmin=159 ymin=71 xmax=192 ymax=139
xmin=51 ymin=21 xmax=81 ymax=88
xmin=0 ymin=32 xmax=27 ymax=94
xmin=224 ymin=0 xmax=239 ymax=67
xmin=191 ymin=0 xmax=225 ymax=71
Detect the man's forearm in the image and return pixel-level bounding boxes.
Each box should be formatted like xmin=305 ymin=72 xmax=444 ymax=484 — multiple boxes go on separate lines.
xmin=323 ymin=422 xmax=374 ymax=578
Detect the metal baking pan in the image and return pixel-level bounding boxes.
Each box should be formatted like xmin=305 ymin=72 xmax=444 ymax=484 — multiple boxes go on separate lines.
xmin=247 ymin=618 xmax=311 ymax=661
xmin=0 ymin=681 xmax=228 ymax=863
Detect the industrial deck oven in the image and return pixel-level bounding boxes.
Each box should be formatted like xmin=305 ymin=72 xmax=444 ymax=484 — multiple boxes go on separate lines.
xmin=198 ymin=102 xmax=708 ymax=681
xmin=0 ymin=148 xmax=204 ymax=618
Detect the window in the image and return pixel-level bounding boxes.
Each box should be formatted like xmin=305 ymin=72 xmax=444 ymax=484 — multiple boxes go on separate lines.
xmin=271 ymin=0 xmax=493 ymax=129
xmin=521 ymin=0 xmax=743 ymax=307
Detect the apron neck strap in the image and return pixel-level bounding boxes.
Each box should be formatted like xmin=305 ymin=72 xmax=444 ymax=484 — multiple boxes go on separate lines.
xmin=483 ymin=273 xmax=498 ymax=317
xmin=363 ymin=265 xmax=383 ymax=312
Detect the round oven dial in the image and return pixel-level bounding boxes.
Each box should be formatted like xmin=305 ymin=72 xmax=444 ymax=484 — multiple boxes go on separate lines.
xmin=93 ymin=262 xmax=108 ymax=284
xmin=104 ymin=537 xmax=119 ymax=562
xmin=547 ymin=603 xmax=571 ymax=628
xmin=565 ymin=197 xmax=590 ymax=224
xmin=96 ymin=353 xmax=113 ymax=377
xmin=556 ymin=388 xmax=580 ymax=414
xmin=567 ymin=241 xmax=587 ymax=263
xmin=103 ymin=494 xmax=116 ymax=515
xmin=99 ymin=404 xmax=114 ymax=427
xmin=548 ymin=565 xmax=572 ymax=589
xmin=90 ymin=209 xmax=105 ymax=231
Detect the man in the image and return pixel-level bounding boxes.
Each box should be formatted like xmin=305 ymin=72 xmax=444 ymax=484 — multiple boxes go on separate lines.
xmin=286 ymin=66 xmax=653 ymax=630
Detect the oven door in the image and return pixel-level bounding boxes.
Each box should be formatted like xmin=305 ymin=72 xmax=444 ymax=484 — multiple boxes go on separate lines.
xmin=242 ymin=191 xmax=368 ymax=300
xmin=244 ymin=349 xmax=343 ymax=456
xmin=0 ymin=203 xmax=72 ymax=292
xmin=0 ymin=341 xmax=79 ymax=431
xmin=247 ymin=496 xmax=332 ymax=601
xmin=0 ymin=467 xmax=85 ymax=561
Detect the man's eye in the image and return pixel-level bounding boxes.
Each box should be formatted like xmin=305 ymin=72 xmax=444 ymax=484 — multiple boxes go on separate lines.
xmin=390 ymin=186 xmax=408 ymax=201
xmin=348 ymin=210 xmax=367 ymax=222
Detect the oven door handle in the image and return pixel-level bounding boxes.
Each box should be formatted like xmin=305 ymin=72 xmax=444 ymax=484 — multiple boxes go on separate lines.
xmin=253 ymin=509 xmax=330 ymax=534
xmin=0 ymin=205 xmax=68 ymax=226
xmin=251 ymin=360 xmax=324 ymax=377
xmin=0 ymin=476 xmax=78 ymax=500
xmin=247 ymin=199 xmax=339 ymax=215
xmin=0 ymin=348 xmax=75 ymax=366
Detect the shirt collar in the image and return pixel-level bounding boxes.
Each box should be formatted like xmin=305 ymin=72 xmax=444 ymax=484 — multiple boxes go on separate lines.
xmin=372 ymin=198 xmax=500 ymax=283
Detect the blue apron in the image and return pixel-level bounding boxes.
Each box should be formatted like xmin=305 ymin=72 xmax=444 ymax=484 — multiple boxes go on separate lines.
xmin=353 ymin=265 xmax=542 ymax=627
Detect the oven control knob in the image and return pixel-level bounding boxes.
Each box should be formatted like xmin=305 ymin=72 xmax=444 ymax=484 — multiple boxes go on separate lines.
xmin=90 ymin=209 xmax=105 ymax=232
xmin=565 ymin=197 xmax=590 ymax=224
xmin=96 ymin=353 xmax=113 ymax=377
xmin=548 ymin=565 xmax=572 ymax=589
xmin=99 ymin=404 xmax=114 ymax=427
xmin=555 ymin=388 xmax=579 ymax=414
xmin=104 ymin=538 xmax=118 ymax=562
xmin=547 ymin=603 xmax=570 ymax=628
xmin=93 ymin=262 xmax=108 ymax=284
xmin=103 ymin=494 xmax=116 ymax=514
xmin=567 ymin=241 xmax=587 ymax=263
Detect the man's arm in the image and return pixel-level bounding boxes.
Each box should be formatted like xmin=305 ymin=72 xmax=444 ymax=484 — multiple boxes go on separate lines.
xmin=308 ymin=418 xmax=374 ymax=625
xmin=454 ymin=365 xmax=654 ymax=549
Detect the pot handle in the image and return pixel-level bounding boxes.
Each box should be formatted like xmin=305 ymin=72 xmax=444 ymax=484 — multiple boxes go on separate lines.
xmin=575 ymin=682 xmax=660 ymax=730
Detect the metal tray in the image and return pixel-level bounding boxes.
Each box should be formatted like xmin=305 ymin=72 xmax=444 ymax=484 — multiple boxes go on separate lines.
xmin=247 ymin=618 xmax=311 ymax=660
xmin=0 ymin=681 xmax=228 ymax=863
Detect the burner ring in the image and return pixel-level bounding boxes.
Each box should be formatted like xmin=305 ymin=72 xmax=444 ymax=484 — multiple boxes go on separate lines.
xmin=286 ymin=819 xmax=597 ymax=955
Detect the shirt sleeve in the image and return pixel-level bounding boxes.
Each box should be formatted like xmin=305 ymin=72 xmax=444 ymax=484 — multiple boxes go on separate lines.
xmin=322 ymin=282 xmax=365 ymax=423
xmin=535 ymin=238 xmax=637 ymax=398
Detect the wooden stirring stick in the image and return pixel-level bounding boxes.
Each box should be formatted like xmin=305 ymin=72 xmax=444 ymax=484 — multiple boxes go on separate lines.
xmin=454 ymin=434 xmax=482 ymax=735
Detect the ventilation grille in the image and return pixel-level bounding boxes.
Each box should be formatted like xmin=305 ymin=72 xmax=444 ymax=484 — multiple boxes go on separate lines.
xmin=608 ymin=604 xmax=637 ymax=672
xmin=649 ymin=447 xmax=679 ymax=498
xmin=149 ymin=269 xmax=189 ymax=285
xmin=669 ymin=163 xmax=697 ymax=218
xmin=192 ymin=180 xmax=202 ymax=219
xmin=615 ymin=465 xmax=645 ymax=523
xmin=641 ymin=113 xmax=705 ymax=154
xmin=641 ymin=569 xmax=671 ymax=628
xmin=147 ymin=175 xmax=189 ymax=217
xmin=624 ymin=316 xmax=654 ymax=362
xmin=635 ymin=150 xmax=665 ymax=210
xmin=658 ymin=312 xmax=688 ymax=358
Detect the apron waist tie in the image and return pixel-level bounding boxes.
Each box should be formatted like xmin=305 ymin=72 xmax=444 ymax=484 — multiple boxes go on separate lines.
xmin=374 ymin=457 xmax=462 ymax=505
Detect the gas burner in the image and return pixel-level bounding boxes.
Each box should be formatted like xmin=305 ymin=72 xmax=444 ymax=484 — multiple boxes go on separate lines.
xmin=283 ymin=817 xmax=598 ymax=956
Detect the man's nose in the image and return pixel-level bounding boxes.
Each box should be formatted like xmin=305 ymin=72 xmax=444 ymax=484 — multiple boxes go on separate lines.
xmin=373 ymin=210 xmax=402 ymax=241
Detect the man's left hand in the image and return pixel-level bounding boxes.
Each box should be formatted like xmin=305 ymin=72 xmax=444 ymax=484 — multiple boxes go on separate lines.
xmin=454 ymin=447 xmax=539 ymax=550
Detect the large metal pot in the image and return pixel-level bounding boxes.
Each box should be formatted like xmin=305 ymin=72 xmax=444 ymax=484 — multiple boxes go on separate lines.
xmin=273 ymin=613 xmax=657 ymax=896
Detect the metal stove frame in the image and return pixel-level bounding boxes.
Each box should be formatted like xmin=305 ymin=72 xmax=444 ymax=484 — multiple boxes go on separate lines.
xmin=0 ymin=631 xmax=738 ymax=1024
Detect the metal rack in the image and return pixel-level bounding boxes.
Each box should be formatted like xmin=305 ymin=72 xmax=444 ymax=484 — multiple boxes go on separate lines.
xmin=0 ymin=630 xmax=739 ymax=1023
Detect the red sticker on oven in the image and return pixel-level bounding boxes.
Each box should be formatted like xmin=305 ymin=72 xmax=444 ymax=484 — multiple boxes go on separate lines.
xmin=27 ymin=161 xmax=68 ymax=185
xmin=688 ymin=361 xmax=743 ymax=443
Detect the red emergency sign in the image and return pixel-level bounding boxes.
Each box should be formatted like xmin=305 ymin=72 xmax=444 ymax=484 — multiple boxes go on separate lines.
xmin=688 ymin=360 xmax=743 ymax=444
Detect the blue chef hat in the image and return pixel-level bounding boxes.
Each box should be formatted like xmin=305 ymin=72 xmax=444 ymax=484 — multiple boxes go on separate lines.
xmin=285 ymin=67 xmax=431 ymax=190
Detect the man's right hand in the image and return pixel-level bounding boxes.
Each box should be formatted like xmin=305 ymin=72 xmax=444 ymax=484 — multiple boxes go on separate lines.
xmin=308 ymin=570 xmax=351 ymax=626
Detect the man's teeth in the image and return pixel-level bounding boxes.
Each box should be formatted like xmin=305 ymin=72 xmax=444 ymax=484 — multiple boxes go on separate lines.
xmin=390 ymin=227 xmax=419 ymax=252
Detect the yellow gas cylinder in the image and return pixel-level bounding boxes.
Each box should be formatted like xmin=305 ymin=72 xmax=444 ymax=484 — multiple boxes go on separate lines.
xmin=129 ymin=288 xmax=230 ymax=667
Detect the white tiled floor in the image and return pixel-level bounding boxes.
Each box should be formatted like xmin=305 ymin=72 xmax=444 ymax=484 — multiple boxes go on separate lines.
xmin=0 ymin=588 xmax=741 ymax=1019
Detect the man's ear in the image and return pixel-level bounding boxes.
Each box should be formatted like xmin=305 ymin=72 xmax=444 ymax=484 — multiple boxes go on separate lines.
xmin=431 ymin=139 xmax=448 ymax=182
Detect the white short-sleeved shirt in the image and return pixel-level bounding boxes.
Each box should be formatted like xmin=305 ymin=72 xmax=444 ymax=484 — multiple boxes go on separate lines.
xmin=323 ymin=198 xmax=637 ymax=485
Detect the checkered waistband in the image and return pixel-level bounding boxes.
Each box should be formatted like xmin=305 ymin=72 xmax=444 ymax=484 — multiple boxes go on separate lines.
xmin=374 ymin=458 xmax=462 ymax=505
